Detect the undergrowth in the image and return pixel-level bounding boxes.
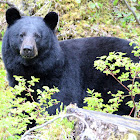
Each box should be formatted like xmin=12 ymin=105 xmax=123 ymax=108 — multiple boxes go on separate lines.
xmin=0 ymin=75 xmax=74 ymax=139
xmin=84 ymin=41 xmax=140 ymax=117
xmin=0 ymin=0 xmax=140 ymax=139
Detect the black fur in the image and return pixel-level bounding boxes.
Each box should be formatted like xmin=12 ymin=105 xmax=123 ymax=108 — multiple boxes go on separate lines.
xmin=2 ymin=8 xmax=139 ymax=116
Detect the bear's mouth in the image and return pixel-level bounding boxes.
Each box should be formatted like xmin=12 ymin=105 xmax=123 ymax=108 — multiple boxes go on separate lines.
xmin=20 ymin=50 xmax=38 ymax=59
xmin=21 ymin=55 xmax=35 ymax=59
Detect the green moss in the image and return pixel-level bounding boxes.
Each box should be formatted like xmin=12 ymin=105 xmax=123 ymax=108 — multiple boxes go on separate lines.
xmin=48 ymin=0 xmax=139 ymax=41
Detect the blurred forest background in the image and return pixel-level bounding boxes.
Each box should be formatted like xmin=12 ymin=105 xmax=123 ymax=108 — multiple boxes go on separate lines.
xmin=0 ymin=0 xmax=139 ymax=139
xmin=0 ymin=0 xmax=140 ymax=41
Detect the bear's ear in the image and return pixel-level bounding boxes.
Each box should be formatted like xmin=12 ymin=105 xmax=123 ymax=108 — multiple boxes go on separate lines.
xmin=6 ymin=7 xmax=21 ymax=26
xmin=44 ymin=12 xmax=58 ymax=30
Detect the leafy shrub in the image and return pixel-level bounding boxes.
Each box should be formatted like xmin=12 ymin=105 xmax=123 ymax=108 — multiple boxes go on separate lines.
xmin=0 ymin=75 xmax=61 ymax=139
xmin=84 ymin=42 xmax=140 ymax=117
xmin=0 ymin=74 xmax=75 ymax=139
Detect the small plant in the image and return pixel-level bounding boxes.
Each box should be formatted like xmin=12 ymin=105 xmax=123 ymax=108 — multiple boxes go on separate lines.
xmin=0 ymin=76 xmax=60 ymax=139
xmin=0 ymin=75 xmax=75 ymax=139
xmin=84 ymin=89 xmax=124 ymax=114
xmin=84 ymin=89 xmax=104 ymax=112
xmin=84 ymin=42 xmax=140 ymax=117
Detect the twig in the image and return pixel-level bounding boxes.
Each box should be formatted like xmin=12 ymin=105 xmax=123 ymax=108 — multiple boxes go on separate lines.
xmin=130 ymin=106 xmax=135 ymax=116
xmin=25 ymin=87 xmax=41 ymax=117
xmin=123 ymin=0 xmax=140 ymax=25
xmin=107 ymin=66 xmax=138 ymax=116
xmin=21 ymin=114 xmax=94 ymax=140
xmin=129 ymin=70 xmax=137 ymax=114
xmin=134 ymin=102 xmax=140 ymax=117
xmin=105 ymin=68 xmax=131 ymax=92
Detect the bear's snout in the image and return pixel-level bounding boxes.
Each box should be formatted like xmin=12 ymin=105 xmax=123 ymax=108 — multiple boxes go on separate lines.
xmin=22 ymin=45 xmax=33 ymax=57
xmin=23 ymin=45 xmax=32 ymax=53
xmin=20 ymin=37 xmax=38 ymax=59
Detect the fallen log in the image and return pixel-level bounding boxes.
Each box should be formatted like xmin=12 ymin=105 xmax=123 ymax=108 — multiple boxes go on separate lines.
xmin=67 ymin=107 xmax=140 ymax=140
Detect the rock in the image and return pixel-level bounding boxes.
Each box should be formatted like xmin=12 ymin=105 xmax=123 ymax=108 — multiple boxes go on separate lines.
xmin=66 ymin=107 xmax=140 ymax=140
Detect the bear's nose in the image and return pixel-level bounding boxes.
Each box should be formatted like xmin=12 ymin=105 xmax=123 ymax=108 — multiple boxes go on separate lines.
xmin=23 ymin=45 xmax=32 ymax=54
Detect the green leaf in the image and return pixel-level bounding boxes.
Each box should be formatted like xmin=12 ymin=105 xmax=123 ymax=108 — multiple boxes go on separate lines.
xmin=113 ymin=0 xmax=119 ymax=6
xmin=126 ymin=101 xmax=134 ymax=108
xmin=129 ymin=42 xmax=134 ymax=46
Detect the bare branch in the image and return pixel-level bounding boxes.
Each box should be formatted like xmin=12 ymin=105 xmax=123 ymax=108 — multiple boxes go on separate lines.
xmin=123 ymin=0 xmax=140 ymax=25
xmin=21 ymin=113 xmax=94 ymax=140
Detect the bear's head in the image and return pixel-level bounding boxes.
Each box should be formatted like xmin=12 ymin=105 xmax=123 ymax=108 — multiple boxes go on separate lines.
xmin=5 ymin=7 xmax=58 ymax=59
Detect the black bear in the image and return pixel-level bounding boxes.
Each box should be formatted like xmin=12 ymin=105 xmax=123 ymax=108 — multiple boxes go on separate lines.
xmin=2 ymin=8 xmax=139 ymax=116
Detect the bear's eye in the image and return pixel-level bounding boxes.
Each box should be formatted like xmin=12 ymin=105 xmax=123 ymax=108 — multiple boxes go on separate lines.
xmin=20 ymin=32 xmax=26 ymax=38
xmin=34 ymin=33 xmax=41 ymax=38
